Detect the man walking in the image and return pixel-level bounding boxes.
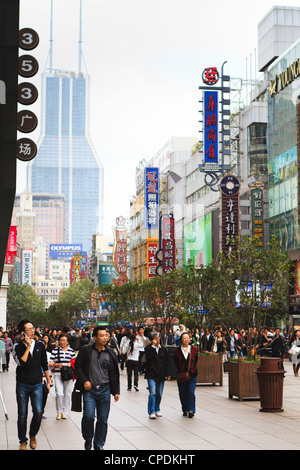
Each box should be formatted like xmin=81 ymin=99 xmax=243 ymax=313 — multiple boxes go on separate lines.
xmin=75 ymin=325 xmax=120 ymax=450
xmin=13 ymin=319 xmax=51 ymax=450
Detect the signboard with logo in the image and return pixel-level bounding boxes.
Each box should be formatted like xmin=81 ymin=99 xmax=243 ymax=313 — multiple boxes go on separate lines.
xmin=99 ymin=264 xmax=118 ymax=285
xmin=49 ymin=244 xmax=82 ymax=258
xmin=220 ymin=175 xmax=240 ymax=255
xmin=162 ymin=215 xmax=175 ymax=274
xmin=250 ymin=184 xmax=264 ymax=249
xmin=22 ymin=249 xmax=32 ymax=285
xmin=204 ymin=90 xmax=218 ymax=165
xmin=144 ymin=167 xmax=159 ymax=230
xmin=5 ymin=226 xmax=17 ymax=264
xmin=147 ymin=240 xmax=158 ymax=279
xmin=112 ymin=216 xmax=129 ymax=286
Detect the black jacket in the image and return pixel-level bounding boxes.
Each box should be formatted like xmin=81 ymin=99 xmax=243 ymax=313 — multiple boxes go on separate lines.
xmin=13 ymin=340 xmax=48 ymax=385
xmin=144 ymin=345 xmax=169 ymax=381
xmin=75 ymin=343 xmax=120 ymax=396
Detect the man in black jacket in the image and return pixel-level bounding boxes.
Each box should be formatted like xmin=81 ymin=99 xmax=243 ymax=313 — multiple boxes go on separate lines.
xmin=75 ymin=326 xmax=120 ymax=450
xmin=13 ymin=319 xmax=51 ymax=451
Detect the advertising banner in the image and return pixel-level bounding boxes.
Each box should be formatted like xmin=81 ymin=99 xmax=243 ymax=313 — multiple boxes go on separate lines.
xmin=183 ymin=214 xmax=212 ymax=267
xmin=204 ymin=90 xmax=218 ymax=164
xmin=49 ymin=244 xmax=82 ymax=258
xmin=251 ymin=186 xmax=264 ymax=249
xmin=144 ymin=167 xmax=159 ymax=230
xmin=162 ymin=216 xmax=175 ymax=274
xmin=112 ymin=216 xmax=129 ymax=286
xmin=5 ymin=225 xmax=17 ymax=264
xmin=147 ymin=240 xmax=158 ymax=279
xmin=22 ymin=249 xmax=32 ymax=285
xmin=99 ymin=264 xmax=118 ymax=285
xmin=220 ymin=176 xmax=240 ymax=255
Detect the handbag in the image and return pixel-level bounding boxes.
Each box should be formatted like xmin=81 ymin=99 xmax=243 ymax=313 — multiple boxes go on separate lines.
xmin=71 ymin=384 xmax=82 ymax=412
xmin=177 ymin=348 xmax=192 ymax=383
xmin=58 ymin=347 xmax=74 ymax=381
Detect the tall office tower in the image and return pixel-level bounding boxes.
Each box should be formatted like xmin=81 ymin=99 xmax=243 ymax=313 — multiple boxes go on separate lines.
xmin=27 ymin=1 xmax=104 ymax=253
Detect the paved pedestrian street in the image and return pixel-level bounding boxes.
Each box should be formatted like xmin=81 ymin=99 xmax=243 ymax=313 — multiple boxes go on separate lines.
xmin=1 ymin=359 xmax=300 ymax=452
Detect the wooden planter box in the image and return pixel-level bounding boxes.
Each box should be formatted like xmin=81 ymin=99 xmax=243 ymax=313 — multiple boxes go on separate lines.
xmin=228 ymin=358 xmax=260 ymax=401
xmin=197 ymin=352 xmax=223 ymax=386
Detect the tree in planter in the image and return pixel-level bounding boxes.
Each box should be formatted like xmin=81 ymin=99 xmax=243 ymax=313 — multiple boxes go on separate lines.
xmin=207 ymin=236 xmax=293 ymax=359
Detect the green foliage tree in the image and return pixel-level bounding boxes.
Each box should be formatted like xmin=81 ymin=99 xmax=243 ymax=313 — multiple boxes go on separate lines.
xmin=7 ymin=282 xmax=45 ymax=327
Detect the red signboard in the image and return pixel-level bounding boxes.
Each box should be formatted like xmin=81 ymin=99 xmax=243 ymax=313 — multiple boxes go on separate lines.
xmin=5 ymin=226 xmax=17 ymax=264
xmin=147 ymin=240 xmax=158 ymax=279
xmin=162 ymin=216 xmax=175 ymax=274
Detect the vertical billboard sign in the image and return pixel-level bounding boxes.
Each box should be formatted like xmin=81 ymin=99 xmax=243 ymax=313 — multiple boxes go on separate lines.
xmin=144 ymin=167 xmax=159 ymax=230
xmin=204 ymin=90 xmax=218 ymax=165
xmin=220 ymin=176 xmax=240 ymax=256
xmin=251 ymin=184 xmax=264 ymax=249
xmin=147 ymin=240 xmax=158 ymax=279
xmin=112 ymin=216 xmax=129 ymax=286
xmin=5 ymin=226 xmax=17 ymax=264
xmin=162 ymin=215 xmax=175 ymax=274
xmin=22 ymin=249 xmax=32 ymax=285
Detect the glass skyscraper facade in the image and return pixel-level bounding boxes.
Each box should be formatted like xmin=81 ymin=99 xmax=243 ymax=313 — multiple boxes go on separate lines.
xmin=268 ymin=40 xmax=300 ymax=253
xmin=28 ymin=70 xmax=103 ymax=253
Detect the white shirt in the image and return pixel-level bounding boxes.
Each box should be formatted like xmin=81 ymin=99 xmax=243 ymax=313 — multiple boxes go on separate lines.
xmin=122 ymin=340 xmax=144 ymax=361
xmin=181 ymin=345 xmax=191 ymax=359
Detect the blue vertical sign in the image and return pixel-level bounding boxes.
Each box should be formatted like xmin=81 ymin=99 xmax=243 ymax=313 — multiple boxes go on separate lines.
xmin=204 ymin=90 xmax=218 ymax=164
xmin=144 ymin=167 xmax=159 ymax=229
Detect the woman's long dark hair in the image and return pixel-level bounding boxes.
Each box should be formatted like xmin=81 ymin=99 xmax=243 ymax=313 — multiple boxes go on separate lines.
xmin=129 ymin=334 xmax=136 ymax=354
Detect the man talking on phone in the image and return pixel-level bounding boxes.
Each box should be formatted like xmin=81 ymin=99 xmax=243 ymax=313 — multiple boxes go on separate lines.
xmin=13 ymin=319 xmax=51 ymax=450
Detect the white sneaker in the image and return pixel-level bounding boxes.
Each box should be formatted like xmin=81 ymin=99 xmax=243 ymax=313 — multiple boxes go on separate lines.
xmin=56 ymin=413 xmax=62 ymax=420
xmin=61 ymin=414 xmax=67 ymax=419
xmin=155 ymin=412 xmax=162 ymax=417
xmin=149 ymin=413 xmax=156 ymax=419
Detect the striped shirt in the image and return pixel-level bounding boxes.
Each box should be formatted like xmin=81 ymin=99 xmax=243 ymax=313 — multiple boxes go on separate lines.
xmin=50 ymin=346 xmax=76 ymax=373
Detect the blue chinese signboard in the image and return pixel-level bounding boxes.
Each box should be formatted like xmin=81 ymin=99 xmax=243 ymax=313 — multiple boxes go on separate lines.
xmin=204 ymin=90 xmax=218 ymax=164
xmin=144 ymin=167 xmax=159 ymax=230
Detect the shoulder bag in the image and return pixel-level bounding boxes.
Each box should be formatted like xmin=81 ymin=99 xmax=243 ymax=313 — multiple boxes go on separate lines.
xmin=177 ymin=348 xmax=192 ymax=383
xmin=58 ymin=347 xmax=74 ymax=381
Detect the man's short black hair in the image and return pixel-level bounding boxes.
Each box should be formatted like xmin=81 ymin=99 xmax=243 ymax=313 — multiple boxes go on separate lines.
xmin=93 ymin=325 xmax=107 ymax=338
xmin=17 ymin=319 xmax=31 ymax=334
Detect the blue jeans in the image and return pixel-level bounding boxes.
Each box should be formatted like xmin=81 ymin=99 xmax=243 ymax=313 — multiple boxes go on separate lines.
xmin=82 ymin=385 xmax=111 ymax=449
xmin=147 ymin=379 xmax=164 ymax=415
xmin=177 ymin=376 xmax=197 ymax=413
xmin=16 ymin=382 xmax=43 ymax=444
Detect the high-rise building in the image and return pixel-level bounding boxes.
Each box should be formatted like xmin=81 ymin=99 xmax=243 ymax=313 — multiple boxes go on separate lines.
xmin=27 ymin=1 xmax=103 ymax=254
xmin=27 ymin=69 xmax=103 ymax=253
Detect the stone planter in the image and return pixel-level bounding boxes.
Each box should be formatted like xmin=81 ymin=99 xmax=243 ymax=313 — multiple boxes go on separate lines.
xmin=197 ymin=352 xmax=223 ymax=386
xmin=228 ymin=358 xmax=260 ymax=401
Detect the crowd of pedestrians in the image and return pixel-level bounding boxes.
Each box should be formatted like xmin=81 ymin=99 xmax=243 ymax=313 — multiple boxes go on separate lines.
xmin=0 ymin=320 xmax=298 ymax=450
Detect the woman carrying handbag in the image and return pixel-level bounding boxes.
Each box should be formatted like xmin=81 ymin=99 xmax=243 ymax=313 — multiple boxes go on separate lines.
xmin=49 ymin=334 xmax=76 ymax=420
xmin=173 ymin=332 xmax=198 ymax=418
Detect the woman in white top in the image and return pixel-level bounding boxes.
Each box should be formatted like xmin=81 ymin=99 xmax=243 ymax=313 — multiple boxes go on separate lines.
xmin=49 ymin=334 xmax=76 ymax=420
xmin=122 ymin=334 xmax=145 ymax=391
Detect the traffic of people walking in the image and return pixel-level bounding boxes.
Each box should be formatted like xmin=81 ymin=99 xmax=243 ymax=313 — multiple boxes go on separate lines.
xmin=0 ymin=320 xmax=297 ymax=451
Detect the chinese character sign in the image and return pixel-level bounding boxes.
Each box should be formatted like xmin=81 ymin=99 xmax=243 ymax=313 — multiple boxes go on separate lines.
xmin=112 ymin=217 xmax=129 ymax=286
xmin=162 ymin=216 xmax=175 ymax=274
xmin=144 ymin=167 xmax=159 ymax=229
xmin=147 ymin=241 xmax=158 ymax=279
xmin=220 ymin=176 xmax=240 ymax=256
xmin=251 ymin=187 xmax=264 ymax=249
xmin=204 ymin=91 xmax=218 ymax=164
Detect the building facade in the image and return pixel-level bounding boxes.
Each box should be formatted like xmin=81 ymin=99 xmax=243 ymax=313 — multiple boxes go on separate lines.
xmin=27 ymin=70 xmax=104 ymax=253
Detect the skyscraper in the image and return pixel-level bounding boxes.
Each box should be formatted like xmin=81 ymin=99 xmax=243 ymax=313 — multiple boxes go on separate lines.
xmin=27 ymin=1 xmax=103 ymax=253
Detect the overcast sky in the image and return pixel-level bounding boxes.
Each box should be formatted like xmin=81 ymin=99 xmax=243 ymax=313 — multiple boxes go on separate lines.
xmin=17 ymin=0 xmax=300 ymax=237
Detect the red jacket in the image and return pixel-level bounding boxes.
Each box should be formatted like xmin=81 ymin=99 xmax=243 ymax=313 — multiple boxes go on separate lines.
xmin=173 ymin=345 xmax=198 ymax=378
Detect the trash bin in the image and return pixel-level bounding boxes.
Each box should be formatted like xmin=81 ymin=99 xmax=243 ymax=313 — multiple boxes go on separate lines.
xmin=166 ymin=346 xmax=178 ymax=380
xmin=255 ymin=357 xmax=285 ymax=412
